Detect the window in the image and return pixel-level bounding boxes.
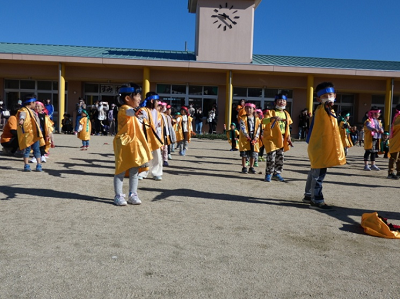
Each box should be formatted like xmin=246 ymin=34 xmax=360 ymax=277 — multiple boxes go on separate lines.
xmin=20 ymin=80 xmax=35 ymax=90
xmin=157 ymin=84 xmax=218 ymax=113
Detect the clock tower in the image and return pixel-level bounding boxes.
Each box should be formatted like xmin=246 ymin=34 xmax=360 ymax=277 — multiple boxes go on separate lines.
xmin=188 ymin=0 xmax=262 ymax=63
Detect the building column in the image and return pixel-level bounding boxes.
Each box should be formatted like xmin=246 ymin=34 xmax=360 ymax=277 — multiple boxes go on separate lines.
xmin=306 ymin=75 xmax=314 ymax=115
xmin=385 ymin=78 xmax=394 ymax=131
xmin=225 ymin=70 xmax=233 ymax=130
xmin=143 ymin=67 xmax=150 ymax=98
xmin=58 ymin=63 xmax=65 ymax=133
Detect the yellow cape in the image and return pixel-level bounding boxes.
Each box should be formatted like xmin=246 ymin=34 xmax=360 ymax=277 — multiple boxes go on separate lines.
xmin=262 ymin=110 xmax=293 ymax=153
xmin=307 ymin=104 xmax=346 ymax=168
xmin=389 ymin=113 xmax=400 ymax=154
xmin=113 ymin=105 xmax=153 ymax=175
xmin=16 ymin=107 xmax=44 ymax=150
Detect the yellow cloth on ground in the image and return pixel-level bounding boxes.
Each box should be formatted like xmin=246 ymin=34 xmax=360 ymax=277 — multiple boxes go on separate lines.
xmin=262 ymin=110 xmax=293 ymax=153
xmin=114 ymin=105 xmax=152 ymax=175
xmin=307 ymin=104 xmax=346 ymax=168
xmin=77 ymin=117 xmax=91 ymax=141
xmin=16 ymin=107 xmax=44 ymax=150
xmin=361 ymin=212 xmax=400 ymax=239
xmin=389 ymin=114 xmax=400 ymax=154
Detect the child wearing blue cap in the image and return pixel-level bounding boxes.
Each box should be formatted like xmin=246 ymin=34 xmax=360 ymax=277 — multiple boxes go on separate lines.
xmin=17 ymin=94 xmax=45 ymax=172
xmin=303 ymin=82 xmax=346 ymax=210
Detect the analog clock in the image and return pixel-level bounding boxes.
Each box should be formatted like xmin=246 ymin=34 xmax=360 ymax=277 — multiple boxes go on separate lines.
xmin=211 ymin=3 xmax=240 ymax=31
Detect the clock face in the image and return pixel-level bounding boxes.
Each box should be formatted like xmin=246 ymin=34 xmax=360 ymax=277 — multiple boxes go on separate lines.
xmin=211 ymin=3 xmax=240 ymax=31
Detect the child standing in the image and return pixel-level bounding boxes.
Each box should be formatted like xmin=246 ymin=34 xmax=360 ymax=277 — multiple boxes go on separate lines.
xmin=363 ymin=107 xmax=383 ymax=171
xmin=380 ymin=132 xmax=389 ymax=158
xmin=303 ymin=82 xmax=346 ymax=210
xmin=17 ymin=95 xmax=45 ymax=172
xmin=262 ymin=94 xmax=293 ymax=182
xmin=238 ymin=103 xmax=261 ymax=174
xmin=358 ymin=125 xmax=364 ymax=146
xmin=175 ymin=106 xmax=193 ymax=156
xmin=113 ymin=84 xmax=152 ymax=206
xmin=388 ymin=104 xmax=400 ymax=179
xmin=226 ymin=123 xmax=239 ymax=151
xmin=77 ymin=109 xmax=91 ymax=150
xmin=338 ymin=112 xmax=353 ymax=157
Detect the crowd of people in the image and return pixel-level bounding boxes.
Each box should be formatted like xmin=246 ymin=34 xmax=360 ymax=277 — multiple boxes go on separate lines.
xmin=1 ymin=81 xmax=400 ymax=210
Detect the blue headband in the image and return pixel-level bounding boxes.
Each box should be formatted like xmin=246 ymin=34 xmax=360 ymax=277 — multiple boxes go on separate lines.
xmin=145 ymin=95 xmax=159 ymax=102
xmin=139 ymin=95 xmax=160 ymax=108
xmin=317 ymin=87 xmax=335 ymax=97
xmin=119 ymin=87 xmax=140 ymax=94
xmin=23 ymin=98 xmax=36 ymax=104
xmin=275 ymin=95 xmax=287 ymax=100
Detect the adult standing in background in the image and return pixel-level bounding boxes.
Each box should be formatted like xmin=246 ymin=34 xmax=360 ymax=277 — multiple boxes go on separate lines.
xmin=95 ymin=100 xmax=109 ymax=135
xmin=194 ymin=107 xmax=203 ymax=135
xmin=44 ymin=99 xmax=54 ymax=121
xmin=108 ymin=103 xmax=117 ymax=135
xmin=208 ymin=106 xmax=217 ymax=134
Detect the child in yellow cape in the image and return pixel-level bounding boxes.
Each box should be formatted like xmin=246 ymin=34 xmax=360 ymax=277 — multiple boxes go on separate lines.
xmin=388 ymin=104 xmax=400 ymax=179
xmin=113 ymin=84 xmax=153 ymax=206
xmin=303 ymin=82 xmax=346 ymax=210
xmin=262 ymin=94 xmax=293 ymax=182
xmin=77 ymin=109 xmax=91 ymax=150
xmin=17 ymin=94 xmax=45 ymax=172
xmin=226 ymin=123 xmax=239 ymax=151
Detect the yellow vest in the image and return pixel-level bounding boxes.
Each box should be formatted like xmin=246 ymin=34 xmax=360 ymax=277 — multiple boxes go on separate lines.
xmin=389 ymin=113 xmax=400 ymax=154
xmin=364 ymin=118 xmax=382 ymax=150
xmin=307 ymin=105 xmax=346 ymax=168
xmin=262 ymin=110 xmax=293 ymax=153
xmin=77 ymin=117 xmax=91 ymax=141
xmin=137 ymin=107 xmax=163 ymax=152
xmin=238 ymin=115 xmax=261 ymax=152
xmin=339 ymin=120 xmax=353 ymax=148
xmin=113 ymin=105 xmax=153 ymax=175
xmin=16 ymin=107 xmax=44 ymax=150
xmin=175 ymin=115 xmax=193 ymax=143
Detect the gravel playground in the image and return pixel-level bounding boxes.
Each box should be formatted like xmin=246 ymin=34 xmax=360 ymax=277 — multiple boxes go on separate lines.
xmin=1 ymin=134 xmax=400 ymax=298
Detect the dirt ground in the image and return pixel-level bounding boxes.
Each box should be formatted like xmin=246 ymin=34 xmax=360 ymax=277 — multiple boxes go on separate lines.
xmin=1 ymin=134 xmax=400 ymax=299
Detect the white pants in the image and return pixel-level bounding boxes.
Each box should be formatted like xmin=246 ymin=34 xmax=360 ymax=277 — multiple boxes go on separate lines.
xmin=139 ymin=148 xmax=163 ymax=178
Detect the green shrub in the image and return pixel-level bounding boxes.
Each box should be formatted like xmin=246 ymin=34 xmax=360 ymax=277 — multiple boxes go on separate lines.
xmin=192 ymin=133 xmax=227 ymax=140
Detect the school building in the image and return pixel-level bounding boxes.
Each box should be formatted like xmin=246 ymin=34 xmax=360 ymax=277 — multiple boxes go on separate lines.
xmin=1 ymin=0 xmax=400 ymax=134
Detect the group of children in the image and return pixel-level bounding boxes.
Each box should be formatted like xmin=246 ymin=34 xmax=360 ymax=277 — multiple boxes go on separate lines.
xmin=112 ymin=84 xmax=192 ymax=206
xmin=227 ymin=81 xmax=400 ymax=210
xmin=1 ymin=95 xmax=55 ymax=171
xmin=3 ymin=81 xmax=400 ymax=210
xmin=227 ymin=94 xmax=293 ymax=182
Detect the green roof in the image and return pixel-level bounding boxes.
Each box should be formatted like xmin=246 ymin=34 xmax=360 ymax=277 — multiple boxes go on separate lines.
xmin=1 ymin=42 xmax=400 ymax=72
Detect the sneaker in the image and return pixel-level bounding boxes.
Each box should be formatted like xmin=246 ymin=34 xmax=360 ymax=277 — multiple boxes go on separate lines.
xmin=273 ymin=173 xmax=285 ymax=182
xmin=168 ymin=154 xmax=172 ymax=160
xmin=138 ymin=176 xmax=144 ymax=180
xmin=364 ymin=165 xmax=371 ymax=171
xmin=387 ymin=173 xmax=399 ymax=180
xmin=154 ymin=176 xmax=162 ymax=181
xmin=163 ymin=161 xmax=169 ymax=167
xmin=24 ymin=164 xmax=31 ymax=172
xmin=41 ymin=155 xmax=46 ymax=163
xmin=114 ymin=194 xmax=127 ymax=206
xmin=182 ymin=149 xmax=186 ymax=156
xmin=302 ymin=196 xmax=311 ymax=203
xmin=264 ymin=174 xmax=272 ymax=182
xmin=36 ymin=164 xmax=43 ymax=172
xmin=310 ymin=201 xmax=333 ymax=210
xmin=127 ymin=193 xmax=142 ymax=205
xmin=242 ymin=167 xmax=248 ymax=174
xmin=179 ymin=151 xmax=184 ymax=156
xmin=370 ymin=165 xmax=380 ymax=171
xmin=249 ymin=167 xmax=256 ymax=174
xmin=254 ymin=162 xmax=259 ymax=167
xmin=29 ymin=157 xmax=37 ymax=163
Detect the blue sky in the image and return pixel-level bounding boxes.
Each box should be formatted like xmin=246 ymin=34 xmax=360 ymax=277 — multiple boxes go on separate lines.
xmin=2 ymin=0 xmax=400 ymax=61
